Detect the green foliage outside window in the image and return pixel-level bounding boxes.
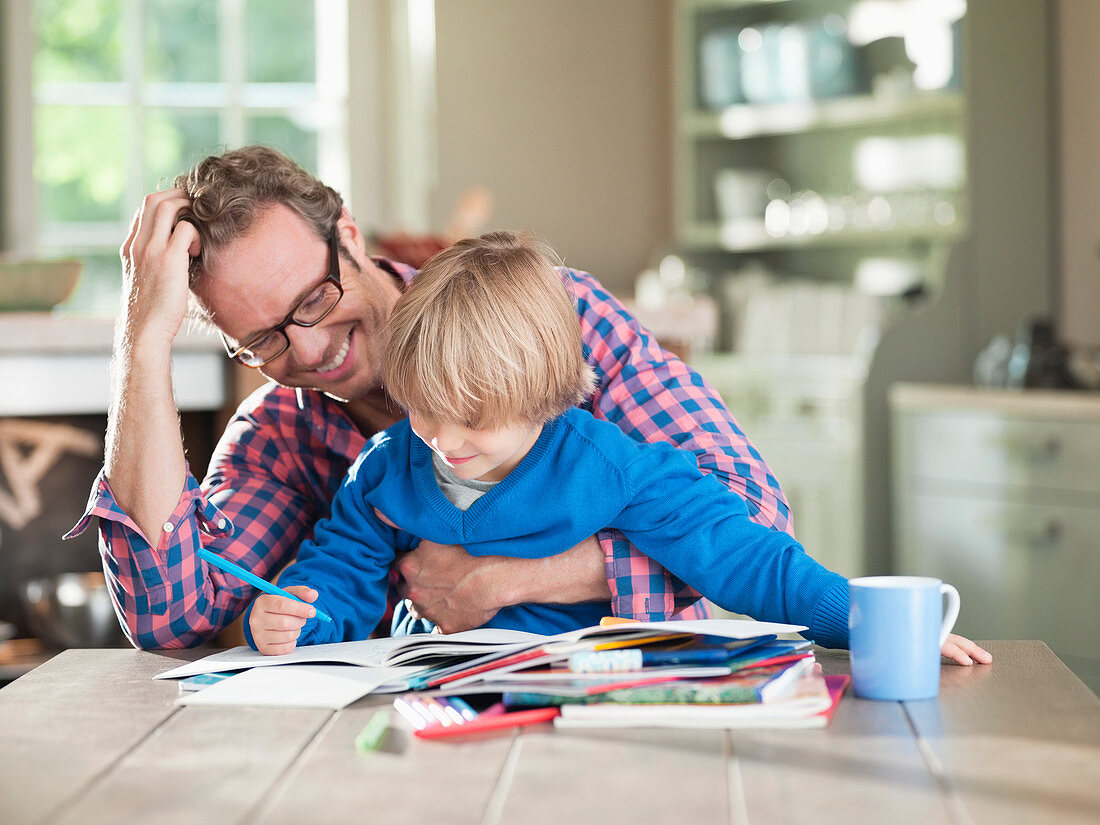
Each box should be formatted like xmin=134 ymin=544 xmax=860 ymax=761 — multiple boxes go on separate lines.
xmin=33 ymin=0 xmax=124 ymax=83
xmin=144 ymin=0 xmax=220 ymax=83
xmin=31 ymin=0 xmax=325 ymax=314
xmin=246 ymin=0 xmax=316 ymax=83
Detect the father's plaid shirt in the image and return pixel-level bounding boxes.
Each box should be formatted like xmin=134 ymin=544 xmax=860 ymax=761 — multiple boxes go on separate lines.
xmin=68 ymin=260 xmax=792 ymax=648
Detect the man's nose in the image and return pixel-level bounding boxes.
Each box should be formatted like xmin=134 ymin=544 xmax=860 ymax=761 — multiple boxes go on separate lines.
xmin=284 ymin=323 xmax=329 ymax=366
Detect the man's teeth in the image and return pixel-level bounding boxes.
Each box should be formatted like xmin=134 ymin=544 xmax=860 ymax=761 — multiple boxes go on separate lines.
xmin=317 ymin=339 xmax=350 ymax=374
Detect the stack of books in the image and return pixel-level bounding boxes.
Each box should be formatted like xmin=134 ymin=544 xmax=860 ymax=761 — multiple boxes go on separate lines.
xmin=156 ymin=618 xmax=848 ymax=730
xmin=411 ymin=619 xmax=849 ymax=731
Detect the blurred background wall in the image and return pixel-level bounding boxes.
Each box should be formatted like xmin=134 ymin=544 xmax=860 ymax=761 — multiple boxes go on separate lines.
xmin=430 ymin=0 xmax=672 ymax=291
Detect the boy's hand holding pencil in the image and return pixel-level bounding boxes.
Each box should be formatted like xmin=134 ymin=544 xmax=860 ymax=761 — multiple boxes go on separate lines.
xmin=249 ymin=585 xmax=323 ymax=656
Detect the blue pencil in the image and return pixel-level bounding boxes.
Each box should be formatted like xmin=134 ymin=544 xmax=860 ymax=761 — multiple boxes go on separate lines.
xmin=197 ymin=547 xmax=333 ymax=623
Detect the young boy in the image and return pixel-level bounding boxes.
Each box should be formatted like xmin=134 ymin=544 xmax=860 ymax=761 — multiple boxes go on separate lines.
xmin=247 ymin=232 xmax=990 ymax=666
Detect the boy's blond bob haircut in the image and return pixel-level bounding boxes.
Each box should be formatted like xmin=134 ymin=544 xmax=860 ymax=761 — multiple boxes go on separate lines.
xmin=383 ymin=231 xmax=596 ymax=429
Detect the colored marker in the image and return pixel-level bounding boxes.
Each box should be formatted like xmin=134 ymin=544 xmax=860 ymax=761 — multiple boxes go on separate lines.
xmin=355 ymin=710 xmax=391 ymax=753
xmin=197 ymin=547 xmax=333 ymax=623
xmin=444 ymin=697 xmax=480 ymax=722
xmin=392 ymin=696 xmax=432 ymax=730
xmin=414 ymin=706 xmax=560 ymax=740
xmin=419 ymin=697 xmax=457 ymax=727
xmin=570 ymin=646 xmax=738 ymax=673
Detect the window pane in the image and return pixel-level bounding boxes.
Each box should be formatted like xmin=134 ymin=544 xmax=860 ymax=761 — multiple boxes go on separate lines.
xmin=246 ymin=1 xmax=316 ymax=83
xmin=144 ymin=110 xmax=222 ymax=191
xmin=247 ymin=115 xmax=318 ymax=171
xmin=35 ymin=106 xmax=127 ymax=224
xmin=60 ymin=251 xmax=122 ymax=316
xmin=145 ymin=0 xmax=219 ymax=83
xmin=33 ymin=0 xmax=125 ymax=83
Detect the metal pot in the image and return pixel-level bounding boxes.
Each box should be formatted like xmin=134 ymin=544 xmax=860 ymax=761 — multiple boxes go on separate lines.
xmin=20 ymin=572 xmax=128 ymax=649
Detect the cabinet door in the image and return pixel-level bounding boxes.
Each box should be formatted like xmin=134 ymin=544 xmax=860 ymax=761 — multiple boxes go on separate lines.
xmin=900 ymin=411 xmax=1100 ymax=496
xmin=896 ymin=490 xmax=1100 ymax=662
xmin=764 ymin=446 xmax=862 ymax=577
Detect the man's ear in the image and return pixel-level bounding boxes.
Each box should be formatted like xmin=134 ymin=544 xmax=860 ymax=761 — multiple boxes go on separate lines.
xmin=336 ymin=207 xmax=367 ymax=257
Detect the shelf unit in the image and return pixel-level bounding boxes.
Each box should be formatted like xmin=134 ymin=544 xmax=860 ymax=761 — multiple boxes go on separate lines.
xmin=683 ymin=90 xmax=963 ymax=139
xmin=679 ymin=220 xmax=965 ymax=255
xmin=676 ymin=0 xmax=970 ymax=577
xmin=673 ymin=0 xmax=968 ymax=282
xmin=678 ymin=0 xmax=1058 ymax=583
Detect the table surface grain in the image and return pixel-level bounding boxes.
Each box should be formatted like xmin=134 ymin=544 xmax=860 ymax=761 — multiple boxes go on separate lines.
xmin=1 ymin=641 xmax=1098 ymax=825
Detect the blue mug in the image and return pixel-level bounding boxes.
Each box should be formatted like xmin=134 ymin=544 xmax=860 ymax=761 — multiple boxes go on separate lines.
xmin=848 ymin=576 xmax=961 ymax=701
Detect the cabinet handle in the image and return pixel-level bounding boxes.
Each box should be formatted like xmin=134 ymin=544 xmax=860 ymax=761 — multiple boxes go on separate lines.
xmin=1002 ymin=519 xmax=1063 ymax=550
xmin=999 ymin=435 xmax=1062 ymax=464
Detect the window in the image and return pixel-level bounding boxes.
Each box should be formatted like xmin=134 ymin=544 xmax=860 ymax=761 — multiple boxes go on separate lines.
xmin=21 ymin=0 xmax=349 ymax=314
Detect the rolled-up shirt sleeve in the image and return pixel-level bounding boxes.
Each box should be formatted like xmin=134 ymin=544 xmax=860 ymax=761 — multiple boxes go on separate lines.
xmin=67 ymin=392 xmax=335 ymax=649
xmin=569 ymin=267 xmax=793 ymax=622
xmin=67 ymin=468 xmax=242 ymax=648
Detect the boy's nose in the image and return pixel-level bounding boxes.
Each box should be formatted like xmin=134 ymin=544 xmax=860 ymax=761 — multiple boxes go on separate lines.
xmin=431 ymin=424 xmax=466 ymax=453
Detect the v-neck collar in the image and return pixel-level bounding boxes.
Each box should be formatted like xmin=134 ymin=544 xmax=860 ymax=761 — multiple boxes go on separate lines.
xmin=407 ymin=417 xmax=560 ymax=536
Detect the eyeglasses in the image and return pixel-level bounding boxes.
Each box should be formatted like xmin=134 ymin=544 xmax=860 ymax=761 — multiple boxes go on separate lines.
xmin=220 ymin=228 xmax=344 ymax=368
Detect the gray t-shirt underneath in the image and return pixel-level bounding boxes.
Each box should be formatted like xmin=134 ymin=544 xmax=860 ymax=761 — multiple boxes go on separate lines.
xmin=432 ymin=452 xmax=500 ymax=511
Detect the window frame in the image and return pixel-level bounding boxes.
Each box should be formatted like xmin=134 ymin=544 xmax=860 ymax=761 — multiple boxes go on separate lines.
xmin=1 ymin=0 xmax=432 ymax=296
xmin=2 ymin=0 xmax=359 ymax=256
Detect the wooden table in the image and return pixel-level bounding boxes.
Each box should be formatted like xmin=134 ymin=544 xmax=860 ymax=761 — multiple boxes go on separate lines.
xmin=1 ymin=641 xmax=1098 ymax=825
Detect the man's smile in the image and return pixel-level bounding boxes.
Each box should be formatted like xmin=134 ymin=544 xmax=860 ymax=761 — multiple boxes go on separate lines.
xmin=315 ymin=335 xmax=351 ymax=375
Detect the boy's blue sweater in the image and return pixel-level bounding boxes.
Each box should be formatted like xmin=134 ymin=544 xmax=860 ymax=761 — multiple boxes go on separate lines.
xmin=252 ymin=408 xmax=849 ymax=649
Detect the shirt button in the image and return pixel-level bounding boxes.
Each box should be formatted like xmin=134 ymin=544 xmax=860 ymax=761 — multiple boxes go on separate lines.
xmin=217 ymin=518 xmax=227 ymax=530
xmin=162 ymin=521 xmax=174 ymax=533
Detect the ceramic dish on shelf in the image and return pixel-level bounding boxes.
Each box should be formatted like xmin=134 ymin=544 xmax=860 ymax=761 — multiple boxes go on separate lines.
xmin=0 ymin=257 xmax=83 ymax=312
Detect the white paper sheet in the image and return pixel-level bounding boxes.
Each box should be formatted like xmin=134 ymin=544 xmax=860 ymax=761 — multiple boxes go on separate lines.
xmin=155 ymin=627 xmax=543 ymax=680
xmin=175 ymin=663 xmax=423 ymax=709
xmin=156 ymin=619 xmax=804 ymax=682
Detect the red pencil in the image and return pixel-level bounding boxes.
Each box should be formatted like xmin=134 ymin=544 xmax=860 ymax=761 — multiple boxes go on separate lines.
xmin=413 ymin=706 xmax=560 ymax=739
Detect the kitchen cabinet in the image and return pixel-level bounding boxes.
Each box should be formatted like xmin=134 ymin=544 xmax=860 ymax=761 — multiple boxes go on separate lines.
xmin=672 ymin=1 xmax=1057 ymax=577
xmin=692 ymin=352 xmax=867 ymax=576
xmin=891 ymin=383 xmax=1100 ymax=692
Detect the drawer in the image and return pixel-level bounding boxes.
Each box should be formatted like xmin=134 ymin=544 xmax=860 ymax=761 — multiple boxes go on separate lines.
xmin=693 ymin=354 xmax=863 ymax=445
xmin=897 ymin=411 xmax=1100 ymax=495
xmin=894 ymin=491 xmax=1100 ymax=660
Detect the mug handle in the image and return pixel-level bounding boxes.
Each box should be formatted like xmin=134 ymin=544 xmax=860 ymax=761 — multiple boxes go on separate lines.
xmin=939 ymin=583 xmax=961 ymax=647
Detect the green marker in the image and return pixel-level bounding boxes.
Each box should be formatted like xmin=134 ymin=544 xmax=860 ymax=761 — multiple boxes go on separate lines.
xmin=355 ymin=710 xmax=391 ymax=753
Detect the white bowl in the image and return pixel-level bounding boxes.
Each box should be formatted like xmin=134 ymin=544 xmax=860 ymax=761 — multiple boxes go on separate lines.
xmin=0 ymin=258 xmax=84 ymax=312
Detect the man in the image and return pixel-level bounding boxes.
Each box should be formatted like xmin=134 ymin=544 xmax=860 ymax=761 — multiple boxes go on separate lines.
xmin=69 ymin=145 xmax=793 ymax=649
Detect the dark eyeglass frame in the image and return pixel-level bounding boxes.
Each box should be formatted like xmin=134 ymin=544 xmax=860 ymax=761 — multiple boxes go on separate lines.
xmin=220 ymin=228 xmax=344 ymax=368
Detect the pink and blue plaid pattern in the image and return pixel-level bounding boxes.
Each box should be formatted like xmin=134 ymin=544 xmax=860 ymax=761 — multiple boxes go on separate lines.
xmin=68 ymin=261 xmax=790 ymax=648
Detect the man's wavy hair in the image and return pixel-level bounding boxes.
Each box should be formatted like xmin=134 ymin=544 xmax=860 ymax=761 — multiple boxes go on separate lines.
xmin=174 ymin=145 xmax=344 ymax=288
xmin=384 ymin=231 xmax=596 ymax=429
